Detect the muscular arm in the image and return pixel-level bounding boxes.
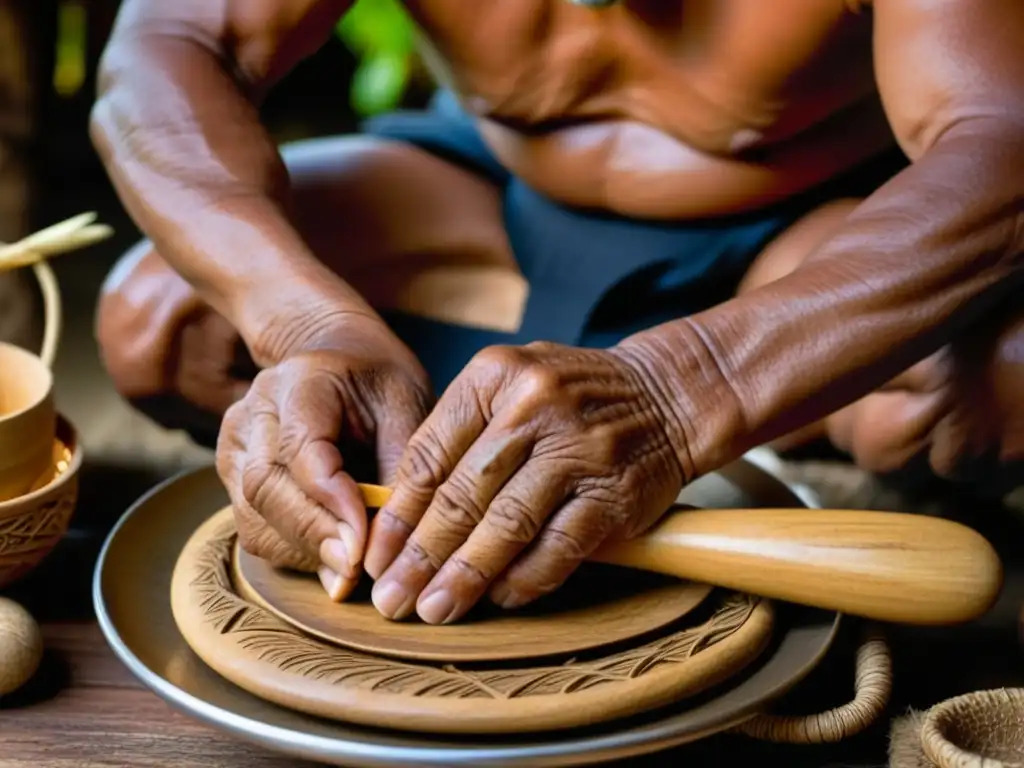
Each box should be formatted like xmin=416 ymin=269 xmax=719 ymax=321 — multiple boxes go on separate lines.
xmin=90 ymin=0 xmax=372 ymax=364
xmin=622 ymin=0 xmax=1024 ymax=478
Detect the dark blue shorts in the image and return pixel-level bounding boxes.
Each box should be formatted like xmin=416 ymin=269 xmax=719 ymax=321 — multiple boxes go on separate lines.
xmin=363 ymin=90 xmax=907 ymax=391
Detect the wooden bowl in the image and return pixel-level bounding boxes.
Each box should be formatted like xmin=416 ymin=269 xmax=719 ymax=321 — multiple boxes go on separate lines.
xmin=0 ymin=415 xmax=82 ymax=588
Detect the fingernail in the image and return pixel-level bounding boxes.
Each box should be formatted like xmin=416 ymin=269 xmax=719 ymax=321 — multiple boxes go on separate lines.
xmin=336 ymin=523 xmax=363 ymax=572
xmin=363 ymin=545 xmax=394 ymax=581
xmin=320 ymin=538 xmax=351 ymax=577
xmin=418 ymin=590 xmax=456 ymax=625
xmin=372 ymin=581 xmax=415 ymax=620
xmin=492 ymin=583 xmax=528 ymax=610
xmin=364 ymin=514 xmax=402 ymax=580
xmin=318 ymin=566 xmax=346 ymax=602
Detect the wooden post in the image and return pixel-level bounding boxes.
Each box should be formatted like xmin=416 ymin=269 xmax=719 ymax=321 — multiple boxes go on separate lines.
xmin=0 ymin=0 xmax=52 ymax=349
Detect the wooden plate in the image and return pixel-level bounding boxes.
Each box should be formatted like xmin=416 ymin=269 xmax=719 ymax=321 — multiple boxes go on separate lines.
xmin=96 ymin=462 xmax=841 ymax=766
xmin=234 ymin=541 xmax=714 ymax=663
xmin=173 ymin=508 xmax=774 ymax=734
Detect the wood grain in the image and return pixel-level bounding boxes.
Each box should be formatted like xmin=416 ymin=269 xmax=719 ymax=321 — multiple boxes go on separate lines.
xmin=3 ymin=494 xmax=1020 ymax=767
xmin=592 ymin=507 xmax=1003 ymax=626
xmin=0 ymin=621 xmax=881 ymax=768
xmin=0 ymin=623 xmax=317 ymax=768
xmin=172 ymin=509 xmax=775 ymax=734
xmin=355 ymin=484 xmax=1003 ymax=626
xmin=234 ymin=539 xmax=714 ymax=663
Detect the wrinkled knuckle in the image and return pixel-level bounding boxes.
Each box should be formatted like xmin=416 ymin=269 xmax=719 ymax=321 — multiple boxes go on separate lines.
xmin=445 ymin=556 xmax=491 ymax=587
xmin=290 ymin=512 xmax=328 ymax=553
xmin=521 ymin=363 xmax=560 ymax=394
xmin=432 ymin=480 xmax=485 ymax=531
xmin=544 ymin=527 xmax=590 ymax=564
xmin=398 ymin=435 xmax=448 ymax=492
xmin=587 ymin=424 xmax=623 ymax=466
xmin=235 ymin=527 xmax=264 ymax=558
xmin=522 ymin=340 xmax=559 ymax=355
xmin=249 ymin=365 xmax=279 ymax=393
xmin=235 ymin=517 xmax=273 ymax=560
xmin=241 ymin=458 xmax=279 ymax=512
xmin=487 ymin=496 xmax=541 ymax=543
xmin=576 ymin=480 xmax=624 ymax=513
xmin=376 ymin=507 xmax=414 ymax=537
xmin=277 ymin=422 xmax=310 ymax=465
xmin=386 ymin=371 xmax=433 ymax=412
xmin=515 ymin=366 xmax=562 ymax=409
xmin=245 ymin=530 xmax=314 ymax=571
xmin=404 ymin=537 xmax=445 ymax=572
xmin=471 ymin=344 xmax=521 ymax=376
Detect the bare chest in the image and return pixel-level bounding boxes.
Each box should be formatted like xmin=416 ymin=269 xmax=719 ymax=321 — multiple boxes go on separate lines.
xmin=407 ymin=0 xmax=877 ymax=156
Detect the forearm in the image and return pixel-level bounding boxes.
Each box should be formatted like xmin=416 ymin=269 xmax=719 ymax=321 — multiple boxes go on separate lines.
xmin=622 ymin=118 xmax=1023 ymax=479
xmin=90 ymin=25 xmax=373 ymax=361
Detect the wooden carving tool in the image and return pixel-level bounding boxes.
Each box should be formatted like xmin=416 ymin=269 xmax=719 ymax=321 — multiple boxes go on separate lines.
xmin=357 ymin=483 xmax=1002 ymax=626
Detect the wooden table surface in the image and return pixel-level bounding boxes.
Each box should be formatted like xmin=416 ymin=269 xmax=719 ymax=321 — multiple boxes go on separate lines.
xmin=2 ymin=621 xmax=324 ymax=768
xmin=0 ymin=617 xmax=896 ymax=768
xmin=3 ymin=468 xmax=1023 ymax=768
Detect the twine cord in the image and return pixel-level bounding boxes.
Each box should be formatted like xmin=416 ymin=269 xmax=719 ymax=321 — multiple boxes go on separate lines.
xmin=736 ymin=623 xmax=893 ymax=744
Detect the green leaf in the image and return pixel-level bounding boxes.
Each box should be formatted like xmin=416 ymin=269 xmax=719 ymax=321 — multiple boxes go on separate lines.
xmin=350 ymin=53 xmax=411 ymax=116
xmin=338 ymin=0 xmax=415 ymax=55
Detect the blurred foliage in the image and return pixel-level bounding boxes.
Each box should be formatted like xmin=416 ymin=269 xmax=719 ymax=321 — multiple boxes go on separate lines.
xmin=337 ymin=0 xmax=420 ymax=116
xmin=50 ymin=0 xmax=420 ymax=114
xmin=53 ymin=1 xmax=87 ymax=97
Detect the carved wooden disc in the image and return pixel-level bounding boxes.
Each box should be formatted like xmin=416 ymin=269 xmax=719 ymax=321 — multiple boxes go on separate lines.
xmin=233 ymin=541 xmax=714 ymax=663
xmin=172 ymin=508 xmax=776 ymax=735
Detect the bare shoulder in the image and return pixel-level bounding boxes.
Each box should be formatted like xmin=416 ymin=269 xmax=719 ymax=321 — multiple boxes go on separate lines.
xmin=111 ymin=0 xmax=349 ymax=35
xmin=107 ymin=0 xmax=352 ymax=86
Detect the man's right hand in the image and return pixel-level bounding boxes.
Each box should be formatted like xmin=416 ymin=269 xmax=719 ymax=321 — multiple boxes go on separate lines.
xmin=215 ymin=315 xmax=433 ymax=602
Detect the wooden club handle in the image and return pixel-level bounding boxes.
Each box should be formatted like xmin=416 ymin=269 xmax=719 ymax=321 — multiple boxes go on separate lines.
xmin=358 ymin=484 xmax=1002 ymax=626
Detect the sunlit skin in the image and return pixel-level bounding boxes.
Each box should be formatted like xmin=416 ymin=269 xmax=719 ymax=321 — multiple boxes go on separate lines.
xmin=91 ymin=0 xmax=1022 ymax=625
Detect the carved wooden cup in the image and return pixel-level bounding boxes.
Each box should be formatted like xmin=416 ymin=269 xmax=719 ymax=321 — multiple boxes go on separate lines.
xmin=0 ymin=213 xmax=110 ymax=588
xmin=0 ymin=414 xmax=82 ymax=588
xmin=0 ymin=341 xmax=56 ymax=502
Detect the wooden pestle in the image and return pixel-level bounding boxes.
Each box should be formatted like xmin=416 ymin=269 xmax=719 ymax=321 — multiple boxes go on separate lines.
xmin=357 ymin=483 xmax=1003 ymax=626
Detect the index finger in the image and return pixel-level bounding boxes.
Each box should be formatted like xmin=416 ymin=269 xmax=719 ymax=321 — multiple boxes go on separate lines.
xmin=364 ymin=375 xmax=493 ymax=579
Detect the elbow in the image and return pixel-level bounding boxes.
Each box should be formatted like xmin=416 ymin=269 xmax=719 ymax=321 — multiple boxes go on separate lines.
xmin=919 ymin=115 xmax=1024 ymax=272
xmin=88 ymin=97 xmax=115 ymax=169
xmin=88 ymin=38 xmax=131 ymax=167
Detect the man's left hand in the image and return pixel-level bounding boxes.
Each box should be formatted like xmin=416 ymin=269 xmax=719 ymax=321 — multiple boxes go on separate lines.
xmin=362 ymin=341 xmax=686 ymax=624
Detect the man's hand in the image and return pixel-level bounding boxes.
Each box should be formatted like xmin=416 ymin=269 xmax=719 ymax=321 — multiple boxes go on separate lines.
xmin=215 ymin=316 xmax=433 ymax=602
xmin=828 ymin=315 xmax=1023 ymax=488
xmin=96 ymin=246 xmax=255 ymax=444
xmin=362 ymin=341 xmax=686 ymax=625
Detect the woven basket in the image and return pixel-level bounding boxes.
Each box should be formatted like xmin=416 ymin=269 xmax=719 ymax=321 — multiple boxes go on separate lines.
xmin=920 ymin=688 xmax=1024 ymax=767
